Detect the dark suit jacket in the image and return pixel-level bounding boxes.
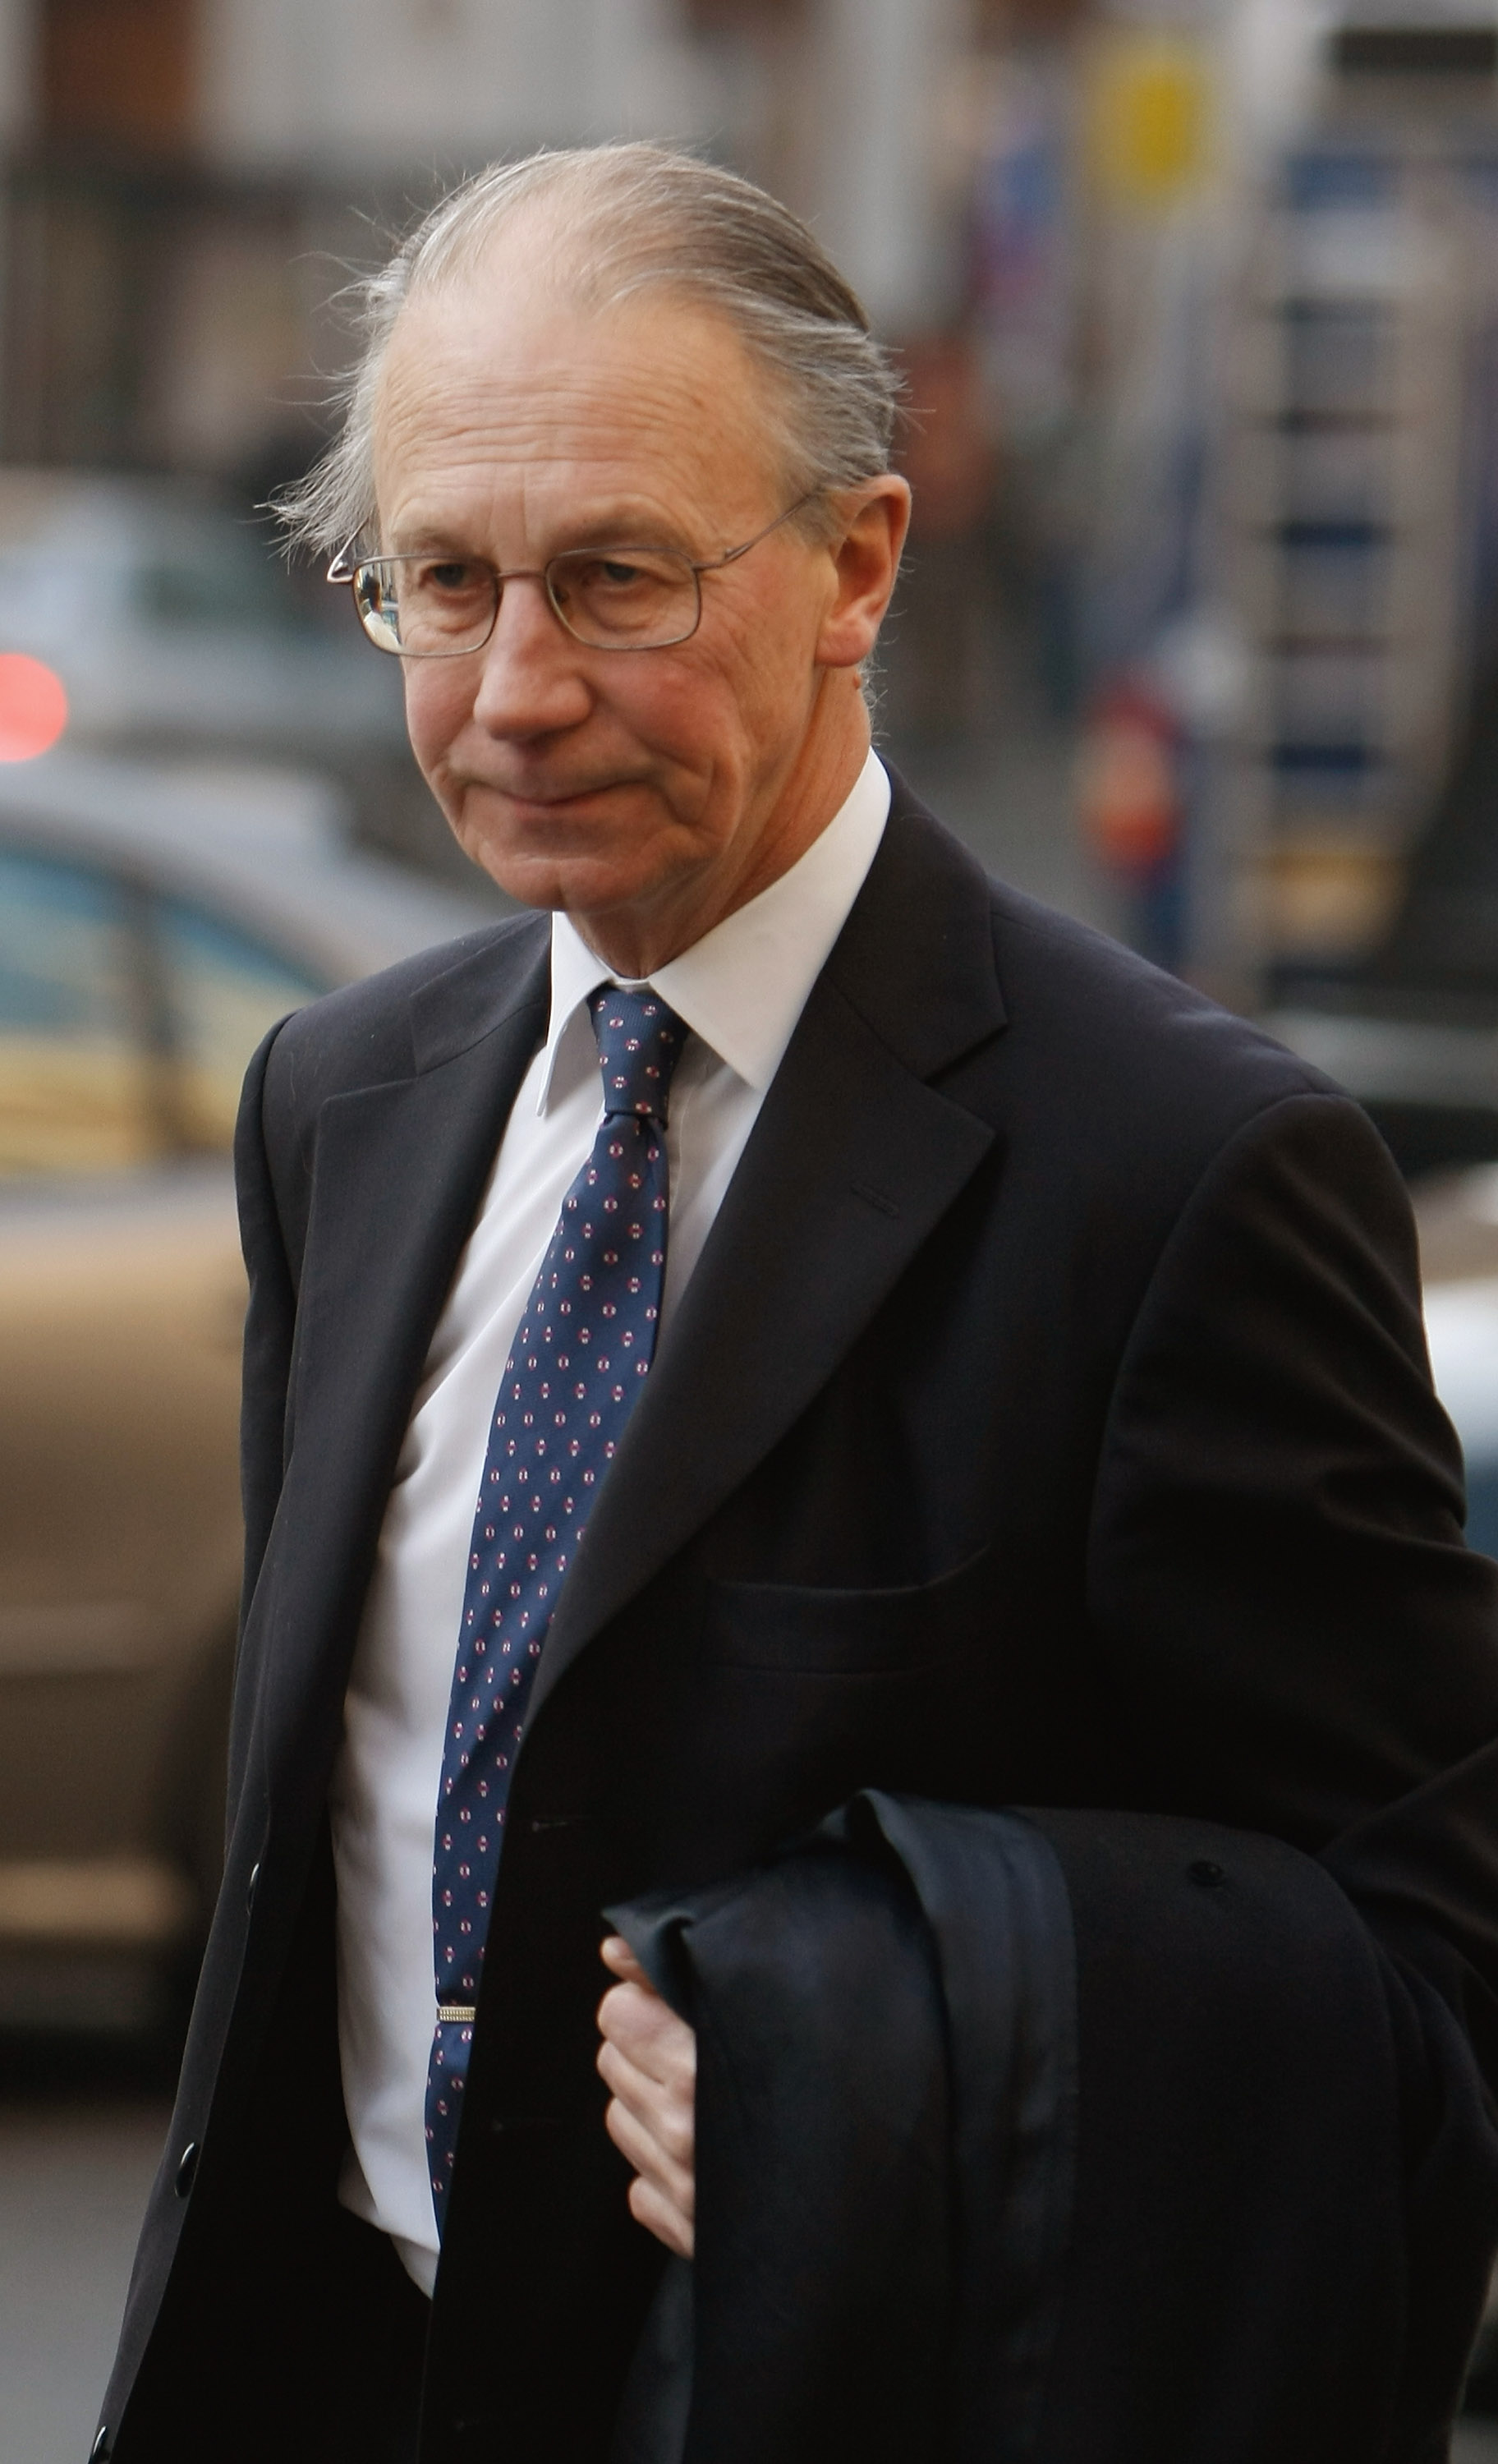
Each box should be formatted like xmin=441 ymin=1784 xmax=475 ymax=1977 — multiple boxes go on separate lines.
xmin=101 ymin=775 xmax=1498 ymax=2463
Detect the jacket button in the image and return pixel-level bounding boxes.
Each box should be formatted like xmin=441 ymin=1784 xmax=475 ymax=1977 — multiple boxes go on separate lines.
xmin=1188 ymin=1859 xmax=1227 ymax=1888
xmin=175 ymin=2141 xmax=200 ymax=2197
xmin=246 ymin=1860 xmax=261 ymax=1912
xmin=91 ymin=2430 xmax=112 ymax=2461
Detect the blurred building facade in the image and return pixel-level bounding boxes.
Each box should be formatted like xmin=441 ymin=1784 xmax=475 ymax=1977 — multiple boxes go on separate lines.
xmin=0 ymin=0 xmax=1496 ymax=1020
xmin=0 ymin=0 xmax=972 ymax=493
xmin=1176 ymin=14 xmax=1498 ymax=1017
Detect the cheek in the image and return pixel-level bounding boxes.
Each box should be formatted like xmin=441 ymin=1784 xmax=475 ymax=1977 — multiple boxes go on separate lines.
xmin=402 ymin=664 xmax=473 ymax=775
xmin=623 ymin=666 xmax=738 ymax=765
xmin=640 ymin=621 xmax=795 ymax=768
xmin=716 ymin=579 xmax=823 ymax=724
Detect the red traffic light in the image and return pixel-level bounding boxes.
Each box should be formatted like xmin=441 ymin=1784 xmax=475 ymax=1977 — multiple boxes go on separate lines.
xmin=0 ymin=654 xmax=68 ymax=761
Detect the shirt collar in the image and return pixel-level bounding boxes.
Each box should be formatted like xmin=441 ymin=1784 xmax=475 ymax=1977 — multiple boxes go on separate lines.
xmin=536 ymin=747 xmax=891 ymax=1114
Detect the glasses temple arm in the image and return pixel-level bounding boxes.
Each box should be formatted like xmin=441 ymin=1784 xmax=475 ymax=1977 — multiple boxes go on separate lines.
xmin=693 ymin=490 xmax=820 ymax=576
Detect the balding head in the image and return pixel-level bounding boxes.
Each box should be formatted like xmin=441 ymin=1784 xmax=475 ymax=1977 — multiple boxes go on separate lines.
xmin=274 ymin=143 xmax=901 ymax=562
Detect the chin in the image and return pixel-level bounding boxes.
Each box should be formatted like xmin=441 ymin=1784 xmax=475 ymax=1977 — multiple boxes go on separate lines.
xmin=451 ymin=825 xmax=659 ymax=922
xmin=448 ymin=794 xmax=695 ymax=922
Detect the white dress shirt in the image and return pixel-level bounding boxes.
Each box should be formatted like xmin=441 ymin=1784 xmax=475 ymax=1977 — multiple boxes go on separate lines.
xmin=329 ymin=749 xmax=891 ymax=2293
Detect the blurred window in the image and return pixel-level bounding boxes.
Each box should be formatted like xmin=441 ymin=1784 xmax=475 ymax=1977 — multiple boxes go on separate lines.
xmin=1281 ymin=302 xmax=1391 ymax=421
xmin=157 ymin=898 xmax=329 ymax=1151
xmin=132 ymin=524 xmax=307 ymax=634
xmin=43 ymin=0 xmax=194 ymax=155
xmin=681 ymin=0 xmax=806 ymax=23
xmin=0 ymin=848 xmax=157 ymax=1175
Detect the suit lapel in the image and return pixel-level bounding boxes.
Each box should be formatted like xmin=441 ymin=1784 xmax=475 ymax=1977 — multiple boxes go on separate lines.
xmin=291 ymin=922 xmax=552 ymax=1456
xmin=530 ymin=794 xmax=1007 ymax=1722
xmin=258 ymin=927 xmax=551 ymax=1781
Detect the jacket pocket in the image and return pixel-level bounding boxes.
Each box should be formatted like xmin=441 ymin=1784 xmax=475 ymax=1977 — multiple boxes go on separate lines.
xmin=702 ymin=1543 xmax=995 ymax=1676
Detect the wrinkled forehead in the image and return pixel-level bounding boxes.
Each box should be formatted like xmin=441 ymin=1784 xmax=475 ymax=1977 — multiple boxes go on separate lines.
xmin=371 ymin=269 xmax=789 ymax=553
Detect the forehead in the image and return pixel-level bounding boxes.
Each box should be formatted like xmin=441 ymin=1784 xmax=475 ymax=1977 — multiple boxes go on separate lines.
xmin=372 ymin=274 xmax=786 ymax=549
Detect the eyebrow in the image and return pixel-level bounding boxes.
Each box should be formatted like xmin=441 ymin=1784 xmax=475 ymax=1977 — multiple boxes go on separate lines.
xmin=381 ymin=502 xmax=700 ymax=560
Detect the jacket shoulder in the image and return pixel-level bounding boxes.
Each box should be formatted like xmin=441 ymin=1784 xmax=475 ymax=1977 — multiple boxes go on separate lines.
xmin=264 ymin=908 xmax=549 ymax=1125
xmin=972 ymin=872 xmax=1408 ymax=1328
xmin=873 ymin=779 xmax=1372 ymax=1242
xmin=986 ymin=873 xmax=1331 ymax=1145
xmin=878 ymin=774 xmax=1330 ymax=1142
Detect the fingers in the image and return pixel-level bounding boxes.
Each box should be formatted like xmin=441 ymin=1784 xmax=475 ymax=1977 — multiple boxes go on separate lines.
xmin=599 ymin=2046 xmax=696 ymax=2256
xmin=597 ymin=2021 xmax=696 ymax=2171
xmin=602 ymin=2060 xmax=696 ymax=2255
xmin=598 ymin=1935 xmax=696 ymax=2259
xmin=598 ymin=1974 xmax=695 ymax=2094
xmin=625 ymin=2167 xmax=695 ymax=2261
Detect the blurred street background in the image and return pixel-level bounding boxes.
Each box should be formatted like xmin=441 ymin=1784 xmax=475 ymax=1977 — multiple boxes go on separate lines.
xmin=8 ymin=0 xmax=1498 ymax=2454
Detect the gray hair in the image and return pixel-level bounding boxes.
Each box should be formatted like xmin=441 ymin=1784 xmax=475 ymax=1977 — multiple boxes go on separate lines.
xmin=271 ymin=142 xmax=903 ymax=557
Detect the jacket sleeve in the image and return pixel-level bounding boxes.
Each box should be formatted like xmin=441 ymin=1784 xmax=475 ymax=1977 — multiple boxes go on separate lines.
xmin=1087 ymin=1087 xmax=1498 ymax=2075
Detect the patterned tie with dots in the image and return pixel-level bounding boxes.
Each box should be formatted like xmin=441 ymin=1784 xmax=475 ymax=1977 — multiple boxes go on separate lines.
xmin=425 ymin=984 xmax=687 ymax=2227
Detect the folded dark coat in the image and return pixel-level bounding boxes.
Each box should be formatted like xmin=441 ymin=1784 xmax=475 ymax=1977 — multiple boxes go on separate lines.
xmin=609 ymin=1793 xmax=1498 ymax=2464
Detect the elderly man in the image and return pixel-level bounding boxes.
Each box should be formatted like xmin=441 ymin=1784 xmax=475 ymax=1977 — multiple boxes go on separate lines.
xmin=99 ymin=145 xmax=1498 ymax=2464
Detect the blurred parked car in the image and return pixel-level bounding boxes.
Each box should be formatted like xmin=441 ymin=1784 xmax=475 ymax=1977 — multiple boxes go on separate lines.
xmin=0 ymin=752 xmax=499 ymax=2030
xmin=0 ymin=468 xmax=454 ymax=871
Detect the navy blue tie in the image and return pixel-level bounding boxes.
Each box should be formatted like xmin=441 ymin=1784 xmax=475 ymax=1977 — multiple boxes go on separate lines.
xmin=425 ymin=984 xmax=687 ymax=2227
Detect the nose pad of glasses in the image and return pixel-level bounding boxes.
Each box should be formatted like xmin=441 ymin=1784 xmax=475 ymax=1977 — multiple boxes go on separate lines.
xmin=485 ymin=568 xmax=572 ymax=653
xmin=468 ymin=579 xmax=600 ymax=718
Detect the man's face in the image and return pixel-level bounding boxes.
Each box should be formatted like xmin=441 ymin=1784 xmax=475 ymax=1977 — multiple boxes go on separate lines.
xmin=372 ymin=265 xmax=896 ymax=964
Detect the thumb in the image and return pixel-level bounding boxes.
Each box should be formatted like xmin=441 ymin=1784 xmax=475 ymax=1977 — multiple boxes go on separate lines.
xmin=600 ymin=1933 xmax=652 ymax=1989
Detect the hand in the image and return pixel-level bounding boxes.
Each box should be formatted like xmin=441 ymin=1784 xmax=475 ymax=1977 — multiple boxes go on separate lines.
xmin=597 ymin=1934 xmax=696 ymax=2259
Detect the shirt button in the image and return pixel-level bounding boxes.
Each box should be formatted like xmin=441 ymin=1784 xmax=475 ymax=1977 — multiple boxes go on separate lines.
xmin=246 ymin=1861 xmax=261 ymax=1913
xmin=175 ymin=2141 xmax=200 ymax=2198
xmin=90 ymin=2430 xmax=112 ymax=2461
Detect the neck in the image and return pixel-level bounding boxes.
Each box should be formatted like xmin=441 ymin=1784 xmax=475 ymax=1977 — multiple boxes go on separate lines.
xmin=573 ymin=681 xmax=871 ymax=979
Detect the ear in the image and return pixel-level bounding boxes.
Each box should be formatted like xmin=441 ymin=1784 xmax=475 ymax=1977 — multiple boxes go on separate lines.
xmin=814 ymin=476 xmax=912 ymax=672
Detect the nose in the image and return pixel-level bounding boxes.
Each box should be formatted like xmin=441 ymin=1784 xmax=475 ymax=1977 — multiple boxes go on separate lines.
xmin=469 ymin=571 xmax=593 ymax=740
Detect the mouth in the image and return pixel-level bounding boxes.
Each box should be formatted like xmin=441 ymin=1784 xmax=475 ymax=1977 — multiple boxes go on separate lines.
xmin=455 ymin=773 xmax=638 ymax=816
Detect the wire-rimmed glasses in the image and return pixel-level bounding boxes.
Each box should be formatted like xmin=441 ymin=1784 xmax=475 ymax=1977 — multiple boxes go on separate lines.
xmin=326 ymin=494 xmax=816 ymax=658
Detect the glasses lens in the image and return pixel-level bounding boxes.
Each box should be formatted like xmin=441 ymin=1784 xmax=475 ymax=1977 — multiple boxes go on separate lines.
xmin=352 ymin=557 xmax=497 ymax=656
xmin=548 ymin=548 xmax=700 ymax=650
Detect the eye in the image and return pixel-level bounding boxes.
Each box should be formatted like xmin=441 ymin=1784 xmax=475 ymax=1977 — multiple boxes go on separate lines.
xmin=421 ymin=560 xmax=481 ymax=594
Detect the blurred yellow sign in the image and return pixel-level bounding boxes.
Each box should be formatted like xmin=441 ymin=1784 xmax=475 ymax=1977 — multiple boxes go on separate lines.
xmin=1088 ymin=31 xmax=1212 ymax=207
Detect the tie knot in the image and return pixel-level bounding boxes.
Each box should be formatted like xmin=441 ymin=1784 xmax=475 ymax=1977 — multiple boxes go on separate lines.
xmin=588 ymin=986 xmax=687 ymax=1124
